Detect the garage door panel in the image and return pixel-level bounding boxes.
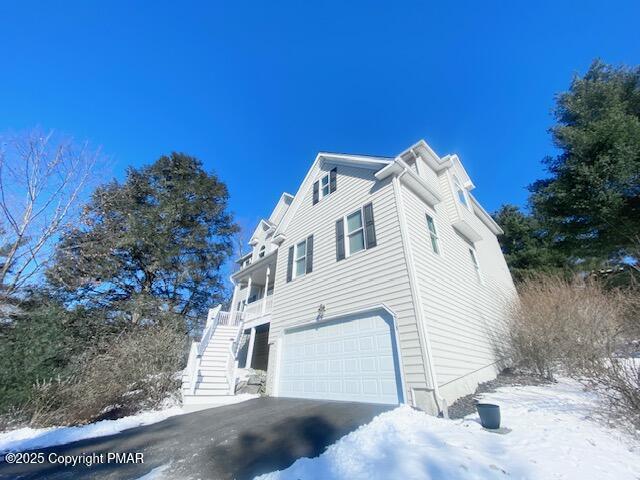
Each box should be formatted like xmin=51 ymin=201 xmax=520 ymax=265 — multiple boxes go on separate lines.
xmin=278 ymin=311 xmax=403 ymax=405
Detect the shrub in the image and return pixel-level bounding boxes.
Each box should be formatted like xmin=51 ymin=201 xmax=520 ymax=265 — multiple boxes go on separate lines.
xmin=508 ymin=275 xmax=640 ymax=427
xmin=507 ymin=275 xmax=624 ymax=380
xmin=24 ymin=324 xmax=187 ymax=427
xmin=577 ymin=293 xmax=640 ymax=428
xmin=0 ymin=294 xmax=109 ymax=413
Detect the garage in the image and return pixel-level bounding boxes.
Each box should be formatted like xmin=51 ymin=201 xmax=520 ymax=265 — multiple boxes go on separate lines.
xmin=277 ymin=309 xmax=403 ymax=405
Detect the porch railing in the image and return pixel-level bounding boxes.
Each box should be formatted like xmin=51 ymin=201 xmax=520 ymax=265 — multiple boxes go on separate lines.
xmin=218 ymin=310 xmax=245 ymax=326
xmin=243 ymin=295 xmax=273 ymax=320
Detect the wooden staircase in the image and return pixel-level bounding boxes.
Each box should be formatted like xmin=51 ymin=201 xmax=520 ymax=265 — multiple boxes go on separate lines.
xmin=182 ymin=307 xmax=244 ymax=410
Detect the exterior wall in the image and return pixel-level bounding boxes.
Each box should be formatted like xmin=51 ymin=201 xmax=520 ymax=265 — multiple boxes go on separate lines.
xmin=414 ymin=155 xmax=441 ymax=196
xmin=265 ymin=163 xmax=431 ymax=406
xmin=401 ymin=168 xmax=516 ymax=405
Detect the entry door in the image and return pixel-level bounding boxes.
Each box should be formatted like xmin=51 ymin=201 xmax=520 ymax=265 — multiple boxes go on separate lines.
xmin=278 ymin=311 xmax=402 ymax=405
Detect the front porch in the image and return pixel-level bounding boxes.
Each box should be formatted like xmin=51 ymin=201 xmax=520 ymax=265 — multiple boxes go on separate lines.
xmin=231 ymin=249 xmax=277 ymax=325
xmin=226 ymin=250 xmax=276 ymax=381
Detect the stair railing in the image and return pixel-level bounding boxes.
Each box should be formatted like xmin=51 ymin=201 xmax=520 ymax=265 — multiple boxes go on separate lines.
xmin=185 ymin=305 xmax=222 ymax=395
xmin=197 ymin=305 xmax=222 ymax=356
xmin=226 ymin=318 xmax=245 ymax=394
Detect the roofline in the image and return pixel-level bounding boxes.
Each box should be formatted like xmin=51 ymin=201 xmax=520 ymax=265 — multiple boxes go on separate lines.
xmin=235 ymin=251 xmax=253 ymax=263
xmin=273 ymin=152 xmax=393 ymax=238
xmin=469 ymin=193 xmax=503 ymax=235
xmin=248 ymin=218 xmax=276 ymax=246
xmin=375 ymin=158 xmax=442 ymax=206
xmin=317 ymin=152 xmax=393 ymax=169
xmin=230 ymin=249 xmax=278 ymax=282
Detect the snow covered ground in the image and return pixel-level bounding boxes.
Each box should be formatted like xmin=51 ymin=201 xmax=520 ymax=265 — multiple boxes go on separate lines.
xmin=256 ymin=379 xmax=640 ymax=480
xmin=0 ymin=407 xmax=184 ymax=455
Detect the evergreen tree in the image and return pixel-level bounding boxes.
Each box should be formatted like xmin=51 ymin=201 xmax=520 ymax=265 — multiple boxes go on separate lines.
xmin=530 ymin=61 xmax=640 ymax=269
xmin=47 ymin=153 xmax=238 ymax=327
xmin=493 ymin=204 xmax=569 ymax=282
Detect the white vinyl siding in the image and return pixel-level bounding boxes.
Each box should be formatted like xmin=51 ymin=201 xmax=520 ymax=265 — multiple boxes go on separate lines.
xmin=268 ymin=164 xmax=428 ymax=399
xmin=265 ymin=154 xmax=516 ymax=409
xmin=453 ymin=175 xmax=469 ymax=209
xmin=469 ymin=248 xmax=481 ymax=282
xmin=401 ymin=175 xmax=516 ymax=404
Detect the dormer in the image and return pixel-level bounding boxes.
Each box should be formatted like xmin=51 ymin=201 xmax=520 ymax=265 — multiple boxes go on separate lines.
xmin=249 ymin=219 xmax=276 ymax=259
xmin=443 ymin=154 xmax=483 ymax=243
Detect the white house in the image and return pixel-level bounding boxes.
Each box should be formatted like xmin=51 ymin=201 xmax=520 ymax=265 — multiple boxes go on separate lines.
xmin=183 ymin=139 xmax=516 ymax=415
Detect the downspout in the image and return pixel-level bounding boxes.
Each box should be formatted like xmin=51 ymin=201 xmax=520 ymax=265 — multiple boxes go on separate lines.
xmin=391 ymin=166 xmax=448 ymax=417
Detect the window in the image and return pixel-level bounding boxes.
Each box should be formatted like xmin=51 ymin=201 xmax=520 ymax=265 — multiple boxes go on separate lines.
xmin=426 ymin=214 xmax=440 ymax=254
xmin=259 ymin=245 xmax=266 ymax=258
xmin=287 ymin=235 xmax=313 ymax=282
xmin=294 ymin=240 xmax=307 ymax=278
xmin=336 ymin=203 xmax=376 ymax=261
xmin=454 ymin=175 xmax=469 ymax=208
xmin=469 ymin=248 xmax=481 ymax=281
xmin=346 ymin=209 xmax=365 ymax=256
xmin=313 ymin=168 xmax=337 ymax=205
xmin=321 ymin=174 xmax=330 ymax=197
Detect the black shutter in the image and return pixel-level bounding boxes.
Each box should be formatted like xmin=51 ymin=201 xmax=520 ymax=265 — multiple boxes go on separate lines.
xmin=312 ymin=181 xmax=319 ymax=205
xmin=363 ymin=202 xmax=377 ymax=249
xmin=335 ymin=218 xmax=345 ymax=261
xmin=329 ymin=167 xmax=337 ymax=193
xmin=286 ymin=245 xmax=294 ymax=282
xmin=305 ymin=235 xmax=314 ymax=274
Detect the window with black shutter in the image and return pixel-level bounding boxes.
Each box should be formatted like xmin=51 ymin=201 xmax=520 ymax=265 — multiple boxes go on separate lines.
xmin=313 ymin=168 xmax=337 ymax=205
xmin=336 ymin=202 xmax=377 ymax=260
xmin=289 ymin=236 xmax=314 ymax=280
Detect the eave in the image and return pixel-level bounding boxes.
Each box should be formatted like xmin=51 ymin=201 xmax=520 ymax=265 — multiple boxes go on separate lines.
xmin=375 ymin=159 xmax=442 ymax=207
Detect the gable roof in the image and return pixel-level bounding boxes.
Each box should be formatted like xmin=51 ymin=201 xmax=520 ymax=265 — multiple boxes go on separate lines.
xmin=269 ymin=139 xmax=495 ymax=241
xmin=248 ymin=218 xmax=276 ymax=246
xmin=399 ymin=140 xmax=475 ymax=190
xmin=272 ymin=152 xmax=393 ymax=240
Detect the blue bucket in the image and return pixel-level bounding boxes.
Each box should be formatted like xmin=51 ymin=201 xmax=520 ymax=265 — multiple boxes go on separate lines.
xmin=476 ymin=403 xmax=501 ymax=429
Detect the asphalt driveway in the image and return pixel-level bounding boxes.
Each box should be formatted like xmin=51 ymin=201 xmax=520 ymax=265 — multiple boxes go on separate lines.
xmin=0 ymin=397 xmax=392 ymax=480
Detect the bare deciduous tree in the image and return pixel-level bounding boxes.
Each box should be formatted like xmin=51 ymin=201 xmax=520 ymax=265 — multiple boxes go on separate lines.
xmin=0 ymin=129 xmax=101 ymax=297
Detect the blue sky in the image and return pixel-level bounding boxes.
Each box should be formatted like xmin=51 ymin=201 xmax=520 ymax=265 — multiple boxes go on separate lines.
xmin=1 ymin=0 xmax=638 ymax=239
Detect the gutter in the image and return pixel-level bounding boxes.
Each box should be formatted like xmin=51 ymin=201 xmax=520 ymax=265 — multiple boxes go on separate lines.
xmin=376 ymin=158 xmax=442 ymax=207
xmin=389 ymin=162 xmax=447 ymax=417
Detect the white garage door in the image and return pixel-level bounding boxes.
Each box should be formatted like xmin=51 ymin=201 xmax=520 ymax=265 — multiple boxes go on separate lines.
xmin=278 ymin=311 xmax=403 ymax=405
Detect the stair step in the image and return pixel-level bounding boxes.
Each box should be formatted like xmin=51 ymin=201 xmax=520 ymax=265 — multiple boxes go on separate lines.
xmin=183 ymin=383 xmax=228 ymax=391
xmin=196 ymin=375 xmax=228 ymax=382
xmin=201 ymin=351 xmax=229 ymax=357
xmin=182 ymin=394 xmax=238 ymax=406
xmin=200 ymin=359 xmax=228 ymax=366
xmin=201 ymin=355 xmax=229 ymax=361
xmin=183 ymin=385 xmax=229 ymax=392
